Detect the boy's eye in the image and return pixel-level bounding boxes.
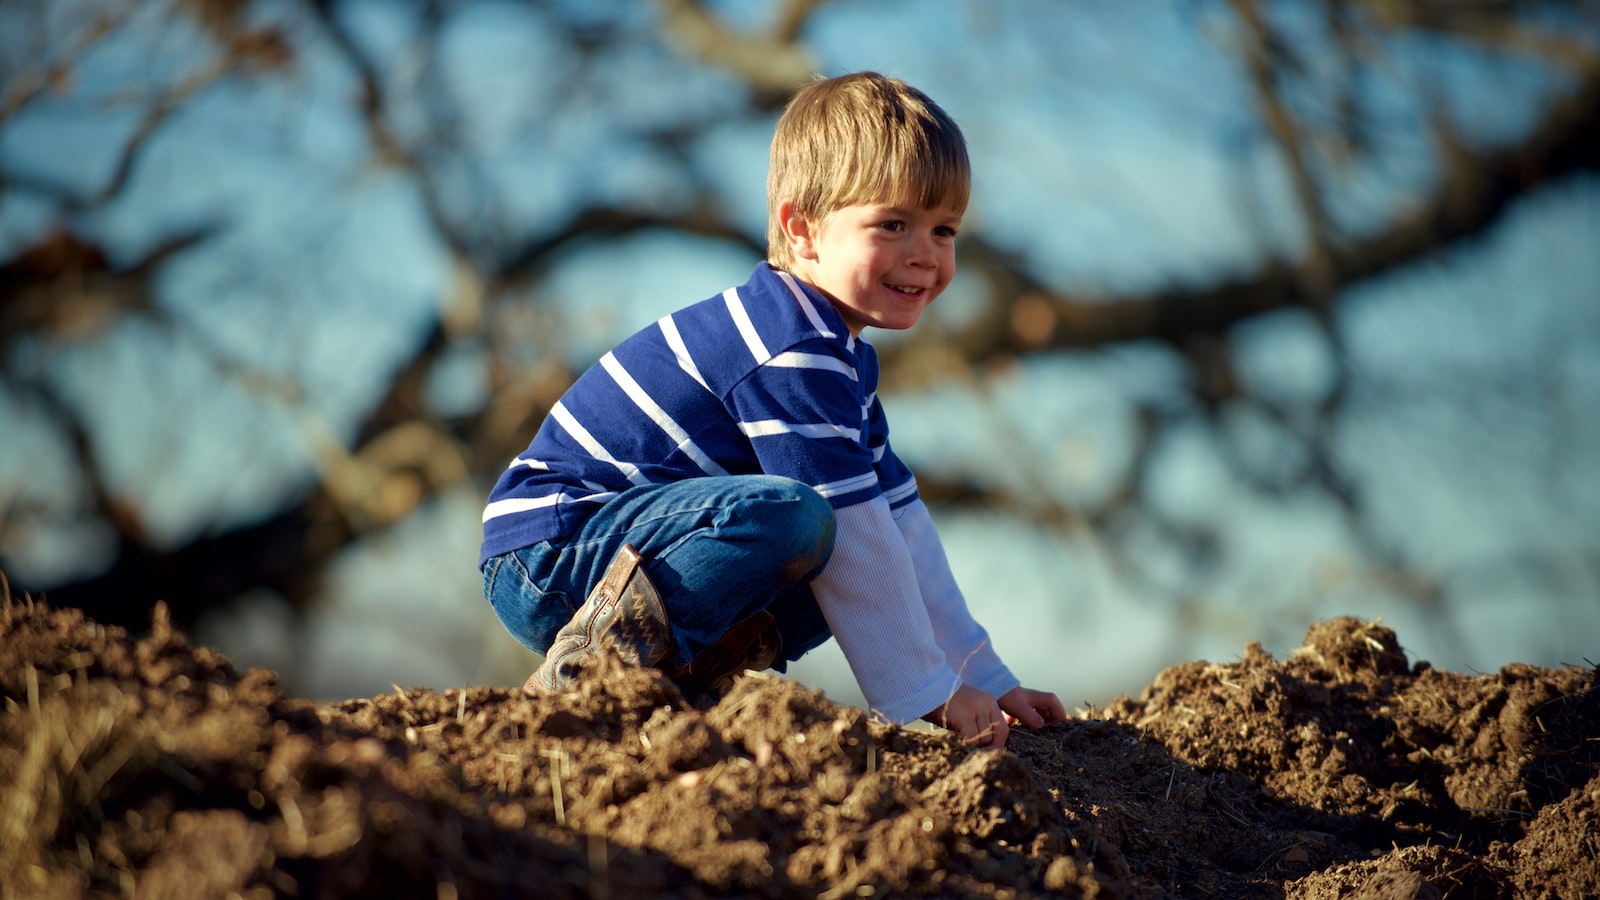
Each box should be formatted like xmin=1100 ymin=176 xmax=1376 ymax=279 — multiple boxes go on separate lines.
xmin=935 ymin=225 xmax=958 ymax=238
xmin=878 ymin=220 xmax=905 ymax=232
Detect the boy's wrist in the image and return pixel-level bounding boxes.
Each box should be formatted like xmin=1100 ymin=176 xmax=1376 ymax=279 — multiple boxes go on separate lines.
xmin=872 ymin=664 xmax=965 ymax=726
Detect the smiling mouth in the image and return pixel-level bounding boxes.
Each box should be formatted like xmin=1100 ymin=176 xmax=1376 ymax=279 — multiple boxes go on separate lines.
xmin=887 ymin=284 xmax=927 ymax=297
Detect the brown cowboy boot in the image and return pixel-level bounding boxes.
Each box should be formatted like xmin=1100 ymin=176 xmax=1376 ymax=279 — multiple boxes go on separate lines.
xmin=668 ymin=609 xmax=784 ymax=695
xmin=524 ymin=544 xmax=672 ymax=694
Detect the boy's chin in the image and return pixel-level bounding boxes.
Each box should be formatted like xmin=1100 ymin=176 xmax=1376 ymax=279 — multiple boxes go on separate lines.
xmin=885 ymin=307 xmax=930 ymax=329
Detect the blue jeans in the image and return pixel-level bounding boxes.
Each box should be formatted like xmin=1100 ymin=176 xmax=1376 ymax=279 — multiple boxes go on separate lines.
xmin=482 ymin=475 xmax=837 ymax=670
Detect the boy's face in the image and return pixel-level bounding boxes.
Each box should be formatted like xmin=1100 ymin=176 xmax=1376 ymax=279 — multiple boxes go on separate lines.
xmin=780 ymin=199 xmax=961 ymax=337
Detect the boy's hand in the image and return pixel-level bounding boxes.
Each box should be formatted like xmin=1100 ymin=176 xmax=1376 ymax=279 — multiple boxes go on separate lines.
xmin=924 ymin=685 xmax=1069 ymax=747
xmin=923 ymin=684 xmax=1008 ymax=747
xmin=997 ymin=686 xmax=1068 ymax=730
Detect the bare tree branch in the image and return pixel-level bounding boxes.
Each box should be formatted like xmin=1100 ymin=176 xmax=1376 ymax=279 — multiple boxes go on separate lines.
xmin=882 ymin=66 xmax=1600 ymax=387
xmin=652 ymin=0 xmax=824 ymax=107
xmin=1229 ymin=0 xmax=1338 ymax=307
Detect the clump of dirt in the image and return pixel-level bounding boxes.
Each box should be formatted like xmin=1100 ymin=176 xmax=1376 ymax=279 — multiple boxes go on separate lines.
xmin=2 ymin=593 xmax=1596 ymax=899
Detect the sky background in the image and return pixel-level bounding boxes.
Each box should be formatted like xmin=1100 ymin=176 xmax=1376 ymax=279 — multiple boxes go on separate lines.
xmin=2 ymin=0 xmax=1596 ymax=713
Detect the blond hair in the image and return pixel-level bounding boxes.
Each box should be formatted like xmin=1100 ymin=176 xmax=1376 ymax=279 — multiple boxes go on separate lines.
xmin=766 ymin=72 xmax=970 ymax=268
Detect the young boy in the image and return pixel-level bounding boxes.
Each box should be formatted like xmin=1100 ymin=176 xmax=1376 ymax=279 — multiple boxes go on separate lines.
xmin=480 ymin=71 xmax=1065 ymax=747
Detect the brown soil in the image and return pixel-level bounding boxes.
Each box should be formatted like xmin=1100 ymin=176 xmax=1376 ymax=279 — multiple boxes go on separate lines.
xmin=2 ymin=593 xmax=1596 ymax=899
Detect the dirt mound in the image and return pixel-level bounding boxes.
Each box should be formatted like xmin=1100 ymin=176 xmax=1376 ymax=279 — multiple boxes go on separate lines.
xmin=2 ymin=593 xmax=1596 ymax=898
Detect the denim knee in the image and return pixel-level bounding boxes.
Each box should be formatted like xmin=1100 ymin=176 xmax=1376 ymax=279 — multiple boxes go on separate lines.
xmin=784 ymin=483 xmax=836 ymax=576
xmin=732 ymin=476 xmax=835 ymax=578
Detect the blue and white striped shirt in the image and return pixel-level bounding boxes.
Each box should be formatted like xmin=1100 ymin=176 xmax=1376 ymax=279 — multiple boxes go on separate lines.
xmin=480 ymin=263 xmax=920 ymax=565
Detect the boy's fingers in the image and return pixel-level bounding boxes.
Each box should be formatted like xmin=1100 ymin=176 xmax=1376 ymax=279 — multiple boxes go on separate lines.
xmin=999 ymin=692 xmax=1046 ymax=729
xmin=1018 ymin=699 xmax=1048 ymax=728
xmin=964 ymin=716 xmax=1006 ymax=747
xmin=954 ymin=710 xmax=981 ymax=741
xmin=1011 ymin=689 xmax=1068 ymax=725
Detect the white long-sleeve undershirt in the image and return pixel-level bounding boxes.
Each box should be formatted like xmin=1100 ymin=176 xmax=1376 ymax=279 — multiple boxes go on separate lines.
xmin=892 ymin=498 xmax=1016 ymax=695
xmin=809 ymin=495 xmax=1019 ymax=724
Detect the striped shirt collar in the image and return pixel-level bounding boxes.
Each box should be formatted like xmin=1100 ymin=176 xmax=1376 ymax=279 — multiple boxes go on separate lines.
xmin=760 ymin=263 xmax=857 ymax=355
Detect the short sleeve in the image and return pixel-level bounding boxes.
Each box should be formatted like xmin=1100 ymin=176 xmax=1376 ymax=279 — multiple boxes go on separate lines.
xmin=726 ymin=340 xmax=882 ymax=508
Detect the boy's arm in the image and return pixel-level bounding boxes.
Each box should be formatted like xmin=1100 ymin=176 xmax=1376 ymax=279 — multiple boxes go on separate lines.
xmin=809 ymin=496 xmax=965 ymax=725
xmin=891 ymin=497 xmax=1020 ymax=699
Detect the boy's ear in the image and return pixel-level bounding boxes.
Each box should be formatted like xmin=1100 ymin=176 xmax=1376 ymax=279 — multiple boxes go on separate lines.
xmin=777 ymin=200 xmax=820 ymax=261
